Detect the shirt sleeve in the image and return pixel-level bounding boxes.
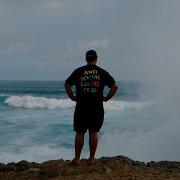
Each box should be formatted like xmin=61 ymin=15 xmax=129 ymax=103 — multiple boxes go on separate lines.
xmin=65 ymin=70 xmax=77 ymax=86
xmin=104 ymin=71 xmax=115 ymax=88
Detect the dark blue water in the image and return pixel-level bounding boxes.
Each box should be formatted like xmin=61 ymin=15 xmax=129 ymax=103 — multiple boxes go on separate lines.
xmin=0 ymin=80 xmax=144 ymax=99
xmin=0 ymin=81 xmax=167 ymax=163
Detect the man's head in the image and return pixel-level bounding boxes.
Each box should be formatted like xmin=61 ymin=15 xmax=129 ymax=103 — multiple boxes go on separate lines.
xmin=86 ymin=50 xmax=98 ymax=64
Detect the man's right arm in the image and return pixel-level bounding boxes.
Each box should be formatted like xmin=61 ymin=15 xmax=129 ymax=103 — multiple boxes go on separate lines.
xmin=65 ymin=69 xmax=77 ymax=102
xmin=64 ymin=82 xmax=77 ymax=102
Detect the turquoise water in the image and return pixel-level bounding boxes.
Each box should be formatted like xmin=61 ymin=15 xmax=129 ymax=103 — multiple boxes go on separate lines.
xmin=0 ymin=81 xmax=170 ymax=163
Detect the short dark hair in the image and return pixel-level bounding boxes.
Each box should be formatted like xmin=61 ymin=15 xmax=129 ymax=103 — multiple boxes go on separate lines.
xmin=86 ymin=50 xmax=98 ymax=62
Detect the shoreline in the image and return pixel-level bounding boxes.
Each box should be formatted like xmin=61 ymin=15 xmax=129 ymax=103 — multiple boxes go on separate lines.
xmin=1 ymin=155 xmax=180 ymax=180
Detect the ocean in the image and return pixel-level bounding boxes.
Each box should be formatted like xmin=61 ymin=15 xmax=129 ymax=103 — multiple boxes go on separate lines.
xmin=0 ymin=80 xmax=174 ymax=163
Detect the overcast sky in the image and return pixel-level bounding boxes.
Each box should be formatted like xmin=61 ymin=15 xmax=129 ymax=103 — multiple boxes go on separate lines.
xmin=0 ymin=0 xmax=179 ymax=81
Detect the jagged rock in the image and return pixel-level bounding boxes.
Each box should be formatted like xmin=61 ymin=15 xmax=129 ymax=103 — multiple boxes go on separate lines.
xmin=0 ymin=156 xmax=180 ymax=180
xmin=0 ymin=164 xmax=16 ymax=172
xmin=7 ymin=162 xmax=16 ymax=166
xmin=102 ymin=165 xmax=112 ymax=173
xmin=39 ymin=159 xmax=65 ymax=178
xmin=134 ymin=161 xmax=146 ymax=166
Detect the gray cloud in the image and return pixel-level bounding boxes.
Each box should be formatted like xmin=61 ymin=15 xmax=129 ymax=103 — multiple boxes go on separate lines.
xmin=0 ymin=0 xmax=179 ymax=82
xmin=1 ymin=43 xmax=33 ymax=56
xmin=44 ymin=1 xmax=66 ymax=9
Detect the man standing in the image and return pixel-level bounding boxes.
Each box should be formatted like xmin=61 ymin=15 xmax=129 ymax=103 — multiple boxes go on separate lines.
xmin=65 ymin=50 xmax=118 ymax=165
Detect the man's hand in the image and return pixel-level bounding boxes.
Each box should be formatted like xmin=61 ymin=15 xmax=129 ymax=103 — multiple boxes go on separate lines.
xmin=103 ymin=96 xmax=109 ymax=102
xmin=103 ymin=83 xmax=118 ymax=102
xmin=70 ymin=95 xmax=77 ymax=102
xmin=64 ymin=82 xmax=77 ymax=102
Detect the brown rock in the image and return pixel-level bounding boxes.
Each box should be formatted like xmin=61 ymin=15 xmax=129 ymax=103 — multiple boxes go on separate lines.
xmin=0 ymin=156 xmax=180 ymax=180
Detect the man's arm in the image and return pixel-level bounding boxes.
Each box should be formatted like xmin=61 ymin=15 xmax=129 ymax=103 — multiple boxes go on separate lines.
xmin=64 ymin=82 xmax=77 ymax=102
xmin=103 ymin=83 xmax=118 ymax=102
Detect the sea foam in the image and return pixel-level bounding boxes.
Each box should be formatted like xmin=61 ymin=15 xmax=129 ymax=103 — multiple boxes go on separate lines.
xmin=5 ymin=95 xmax=75 ymax=109
xmin=4 ymin=95 xmax=149 ymax=111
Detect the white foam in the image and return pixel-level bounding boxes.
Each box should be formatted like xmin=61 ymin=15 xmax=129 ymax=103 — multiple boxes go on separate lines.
xmin=5 ymin=95 xmax=75 ymax=109
xmin=4 ymin=95 xmax=149 ymax=110
xmin=98 ymin=121 xmax=180 ymax=162
xmin=0 ymin=93 xmax=10 ymax=97
xmin=104 ymin=100 xmax=149 ymax=111
xmin=0 ymin=144 xmax=74 ymax=163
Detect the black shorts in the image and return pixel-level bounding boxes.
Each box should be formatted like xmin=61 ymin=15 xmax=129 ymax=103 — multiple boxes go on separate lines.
xmin=73 ymin=105 xmax=104 ymax=134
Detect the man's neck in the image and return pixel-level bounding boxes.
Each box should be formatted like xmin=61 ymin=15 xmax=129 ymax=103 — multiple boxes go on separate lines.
xmin=87 ymin=62 xmax=96 ymax=65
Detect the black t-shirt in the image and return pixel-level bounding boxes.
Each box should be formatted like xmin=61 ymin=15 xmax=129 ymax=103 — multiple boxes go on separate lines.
xmin=65 ymin=64 xmax=115 ymax=108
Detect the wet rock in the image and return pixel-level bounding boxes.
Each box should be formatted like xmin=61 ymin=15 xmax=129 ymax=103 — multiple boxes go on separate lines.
xmin=39 ymin=159 xmax=65 ymax=178
xmin=14 ymin=160 xmax=40 ymax=171
xmin=0 ymin=163 xmax=5 ymax=168
xmin=17 ymin=160 xmax=31 ymax=166
xmin=134 ymin=161 xmax=146 ymax=166
xmin=102 ymin=165 xmax=112 ymax=173
xmin=0 ymin=164 xmax=16 ymax=172
xmin=146 ymin=161 xmax=180 ymax=170
xmin=146 ymin=161 xmax=155 ymax=167
xmin=7 ymin=162 xmax=16 ymax=166
xmin=113 ymin=155 xmax=135 ymax=165
xmin=1 ymin=156 xmax=180 ymax=180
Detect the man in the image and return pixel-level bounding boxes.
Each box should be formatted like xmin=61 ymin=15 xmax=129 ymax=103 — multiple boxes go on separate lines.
xmin=65 ymin=50 xmax=118 ymax=165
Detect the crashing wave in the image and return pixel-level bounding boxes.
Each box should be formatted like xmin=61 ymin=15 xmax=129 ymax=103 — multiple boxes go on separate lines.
xmin=5 ymin=95 xmax=75 ymax=109
xmin=4 ymin=95 xmax=149 ymax=110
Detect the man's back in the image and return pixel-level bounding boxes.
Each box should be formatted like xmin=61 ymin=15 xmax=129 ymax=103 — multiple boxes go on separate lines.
xmin=66 ymin=64 xmax=115 ymax=106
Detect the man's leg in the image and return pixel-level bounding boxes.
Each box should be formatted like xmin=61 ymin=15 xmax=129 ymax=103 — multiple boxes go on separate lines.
xmin=88 ymin=131 xmax=98 ymax=162
xmin=73 ymin=132 xmax=85 ymax=164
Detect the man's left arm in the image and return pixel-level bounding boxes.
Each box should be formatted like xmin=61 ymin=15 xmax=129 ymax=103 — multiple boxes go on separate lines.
xmin=103 ymin=83 xmax=118 ymax=102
